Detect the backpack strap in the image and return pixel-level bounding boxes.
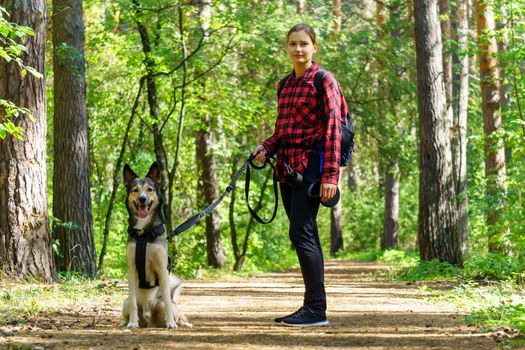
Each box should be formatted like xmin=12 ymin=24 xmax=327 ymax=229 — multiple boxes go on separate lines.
xmin=314 ymin=69 xmax=327 ymax=120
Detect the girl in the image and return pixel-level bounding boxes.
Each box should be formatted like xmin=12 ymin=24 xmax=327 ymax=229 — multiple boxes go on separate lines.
xmin=252 ymin=23 xmax=348 ymax=327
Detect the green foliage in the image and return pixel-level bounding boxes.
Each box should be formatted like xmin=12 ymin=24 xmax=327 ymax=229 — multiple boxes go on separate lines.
xmin=463 ymin=253 xmax=525 ymax=283
xmin=468 ymin=304 xmax=525 ymax=334
xmin=438 ymin=280 xmax=525 ymax=345
xmin=39 ymin=0 xmax=525 ymax=285
xmin=0 ymin=5 xmax=41 ymax=140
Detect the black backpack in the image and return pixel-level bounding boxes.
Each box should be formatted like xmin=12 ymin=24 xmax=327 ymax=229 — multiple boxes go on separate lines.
xmin=278 ymin=69 xmax=355 ymax=166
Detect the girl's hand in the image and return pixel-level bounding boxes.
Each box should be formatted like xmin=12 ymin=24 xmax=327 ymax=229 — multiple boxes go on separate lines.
xmin=320 ymin=183 xmax=337 ymax=202
xmin=252 ymin=144 xmax=267 ymax=163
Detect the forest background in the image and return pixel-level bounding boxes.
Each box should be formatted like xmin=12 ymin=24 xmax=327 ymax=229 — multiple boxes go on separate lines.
xmin=1 ymin=0 xmax=525 ymax=340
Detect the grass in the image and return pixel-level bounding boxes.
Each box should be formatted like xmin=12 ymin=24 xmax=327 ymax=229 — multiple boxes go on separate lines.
xmin=0 ymin=273 xmax=125 ymax=326
xmin=365 ymin=249 xmax=525 ymax=348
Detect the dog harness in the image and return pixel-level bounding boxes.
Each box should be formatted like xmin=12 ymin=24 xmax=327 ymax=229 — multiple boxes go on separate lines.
xmin=128 ymin=224 xmax=172 ymax=289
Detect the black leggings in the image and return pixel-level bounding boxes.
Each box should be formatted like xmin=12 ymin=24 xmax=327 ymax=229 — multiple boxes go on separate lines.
xmin=279 ymin=152 xmax=326 ymax=316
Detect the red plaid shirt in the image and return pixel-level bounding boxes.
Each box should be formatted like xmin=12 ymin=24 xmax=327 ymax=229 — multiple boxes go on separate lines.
xmin=262 ymin=63 xmax=346 ymax=185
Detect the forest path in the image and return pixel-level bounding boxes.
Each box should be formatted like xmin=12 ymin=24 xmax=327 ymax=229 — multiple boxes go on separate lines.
xmin=1 ymin=260 xmax=499 ymax=349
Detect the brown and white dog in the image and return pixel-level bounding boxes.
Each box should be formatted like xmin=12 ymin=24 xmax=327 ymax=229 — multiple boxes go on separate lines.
xmin=121 ymin=162 xmax=191 ymax=329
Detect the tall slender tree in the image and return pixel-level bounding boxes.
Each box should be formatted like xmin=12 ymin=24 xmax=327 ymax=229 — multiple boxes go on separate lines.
xmin=414 ymin=0 xmax=463 ymax=265
xmin=329 ymin=0 xmax=344 ymax=255
xmin=196 ymin=0 xmax=224 ymax=268
xmin=0 ymin=0 xmax=57 ymax=281
xmin=132 ymin=0 xmax=171 ymax=230
xmin=376 ymin=1 xmax=399 ymax=250
xmin=454 ymin=0 xmax=469 ymax=258
xmin=52 ymin=0 xmax=96 ymax=277
xmin=476 ymin=0 xmax=508 ymax=252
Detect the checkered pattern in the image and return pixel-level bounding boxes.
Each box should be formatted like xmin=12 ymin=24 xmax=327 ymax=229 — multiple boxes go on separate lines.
xmin=262 ymin=63 xmax=346 ymax=185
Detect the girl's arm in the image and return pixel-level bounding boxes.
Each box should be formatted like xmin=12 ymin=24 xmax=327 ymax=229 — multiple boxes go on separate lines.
xmin=321 ymin=72 xmax=342 ymax=185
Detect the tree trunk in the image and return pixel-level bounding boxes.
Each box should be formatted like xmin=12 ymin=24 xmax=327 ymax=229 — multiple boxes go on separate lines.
xmin=196 ymin=118 xmax=224 ymax=268
xmin=0 ymin=0 xmax=57 ymax=281
xmin=332 ymin=0 xmax=342 ymax=34
xmin=330 ymin=197 xmax=343 ymax=256
xmin=347 ymin=162 xmax=357 ymax=192
xmin=375 ymin=1 xmax=400 ymax=251
xmin=168 ymin=5 xmax=189 ymax=239
xmin=438 ymin=0 xmax=454 ymax=132
xmin=414 ymin=0 xmax=463 ymax=266
xmin=297 ymin=0 xmax=305 ymax=15
xmin=476 ymin=0 xmax=508 ymax=252
xmin=133 ymin=0 xmax=171 ymax=230
xmin=197 ymin=0 xmax=224 ymax=268
xmin=52 ymin=0 xmax=96 ymax=277
xmin=382 ymin=162 xmax=399 ymax=249
xmin=454 ymin=0 xmax=469 ymax=258
xmin=98 ymin=78 xmax=144 ymax=274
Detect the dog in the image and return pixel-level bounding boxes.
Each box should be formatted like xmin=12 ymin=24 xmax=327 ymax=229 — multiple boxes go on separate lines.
xmin=121 ymin=162 xmax=192 ymax=329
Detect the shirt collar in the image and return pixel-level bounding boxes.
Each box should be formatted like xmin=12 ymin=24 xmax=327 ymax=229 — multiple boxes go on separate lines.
xmin=291 ymin=62 xmax=319 ymax=81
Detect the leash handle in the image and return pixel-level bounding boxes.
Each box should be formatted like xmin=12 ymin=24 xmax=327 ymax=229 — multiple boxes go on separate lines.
xmin=245 ymin=157 xmax=278 ymax=225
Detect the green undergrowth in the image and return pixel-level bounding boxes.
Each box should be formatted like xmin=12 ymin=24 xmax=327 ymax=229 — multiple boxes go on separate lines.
xmin=0 ymin=273 xmax=125 ymax=326
xmin=369 ymin=249 xmax=525 ymax=346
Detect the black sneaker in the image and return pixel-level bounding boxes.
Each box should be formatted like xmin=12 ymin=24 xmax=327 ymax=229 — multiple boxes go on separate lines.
xmin=274 ymin=306 xmax=304 ymax=324
xmin=281 ymin=306 xmax=329 ymax=327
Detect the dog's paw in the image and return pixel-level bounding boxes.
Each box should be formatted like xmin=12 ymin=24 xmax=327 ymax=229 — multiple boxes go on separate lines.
xmin=166 ymin=320 xmax=178 ymax=329
xmin=127 ymin=321 xmax=139 ymax=328
xmin=181 ymin=321 xmax=193 ymax=328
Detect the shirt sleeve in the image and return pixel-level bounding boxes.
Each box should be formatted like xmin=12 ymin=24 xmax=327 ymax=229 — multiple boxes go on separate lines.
xmin=262 ymin=134 xmax=279 ymax=156
xmin=321 ymin=72 xmax=341 ymax=185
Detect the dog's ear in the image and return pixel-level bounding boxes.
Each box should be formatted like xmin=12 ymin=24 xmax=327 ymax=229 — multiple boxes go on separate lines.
xmin=146 ymin=162 xmax=161 ymax=185
xmin=123 ymin=164 xmax=138 ymax=186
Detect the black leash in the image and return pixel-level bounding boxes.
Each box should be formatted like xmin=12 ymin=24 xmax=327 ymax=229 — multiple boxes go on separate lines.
xmin=167 ymin=154 xmax=277 ymax=240
xmin=245 ymin=157 xmax=278 ymax=224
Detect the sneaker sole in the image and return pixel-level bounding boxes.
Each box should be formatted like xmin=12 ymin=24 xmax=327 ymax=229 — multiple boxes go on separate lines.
xmin=280 ymin=320 xmax=329 ymax=327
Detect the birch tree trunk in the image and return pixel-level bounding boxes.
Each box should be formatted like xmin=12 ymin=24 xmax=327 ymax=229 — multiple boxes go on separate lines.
xmin=52 ymin=0 xmax=96 ymax=277
xmin=0 ymin=0 xmax=57 ymax=281
xmin=414 ymin=0 xmax=463 ymax=265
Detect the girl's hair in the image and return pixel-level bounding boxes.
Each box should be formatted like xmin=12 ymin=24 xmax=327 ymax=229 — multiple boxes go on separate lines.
xmin=287 ymin=23 xmax=317 ymax=45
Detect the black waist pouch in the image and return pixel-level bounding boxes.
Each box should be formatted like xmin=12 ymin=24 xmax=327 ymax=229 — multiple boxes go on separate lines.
xmin=303 ymin=151 xmax=322 ymax=184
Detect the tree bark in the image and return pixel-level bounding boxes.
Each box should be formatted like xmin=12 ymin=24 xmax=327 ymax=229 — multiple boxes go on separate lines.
xmin=382 ymin=162 xmax=399 ymax=249
xmin=0 ymin=0 xmax=57 ymax=281
xmin=330 ymin=197 xmax=344 ymax=255
xmin=438 ymin=0 xmax=454 ymax=132
xmin=414 ymin=0 xmax=463 ymax=266
xmin=196 ymin=117 xmax=224 ymax=268
xmin=476 ymin=0 xmax=508 ymax=252
xmin=454 ymin=0 xmax=469 ymax=258
xmin=52 ymin=0 xmax=96 ymax=277
xmin=197 ymin=0 xmax=224 ymax=268
xmin=297 ymin=0 xmax=305 ymax=15
xmin=332 ymin=0 xmax=342 ymax=34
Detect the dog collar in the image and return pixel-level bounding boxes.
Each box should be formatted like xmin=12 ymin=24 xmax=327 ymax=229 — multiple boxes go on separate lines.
xmin=127 ymin=224 xmax=166 ymax=242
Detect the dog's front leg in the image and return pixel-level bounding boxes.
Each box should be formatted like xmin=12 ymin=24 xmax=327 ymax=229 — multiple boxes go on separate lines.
xmin=127 ymin=270 xmax=140 ymax=328
xmin=159 ymin=269 xmax=176 ymax=328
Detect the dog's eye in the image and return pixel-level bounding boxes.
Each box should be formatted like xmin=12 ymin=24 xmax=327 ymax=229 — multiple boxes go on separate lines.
xmin=132 ymin=188 xmax=139 ymax=193
xmin=147 ymin=187 xmax=154 ymax=192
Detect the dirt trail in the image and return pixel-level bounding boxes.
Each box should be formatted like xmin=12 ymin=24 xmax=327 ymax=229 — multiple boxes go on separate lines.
xmin=1 ymin=261 xmax=499 ymax=349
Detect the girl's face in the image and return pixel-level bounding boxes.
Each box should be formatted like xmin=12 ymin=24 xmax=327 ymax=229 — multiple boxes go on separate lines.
xmin=287 ymin=30 xmax=317 ymax=66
